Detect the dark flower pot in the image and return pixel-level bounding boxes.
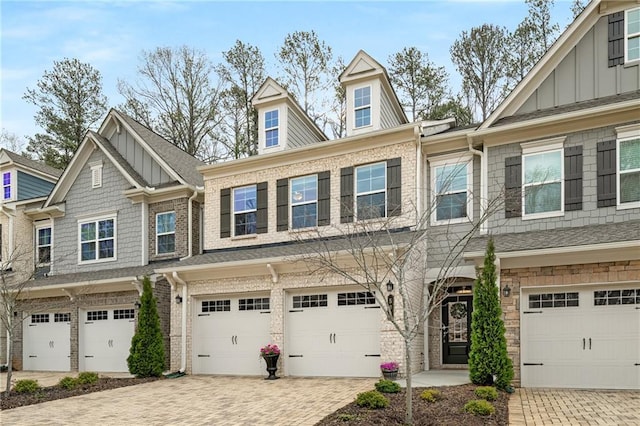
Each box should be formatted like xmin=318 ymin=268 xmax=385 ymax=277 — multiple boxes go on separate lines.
xmin=382 ymin=369 xmax=398 ymax=380
xmin=263 ymin=354 xmax=280 ymax=380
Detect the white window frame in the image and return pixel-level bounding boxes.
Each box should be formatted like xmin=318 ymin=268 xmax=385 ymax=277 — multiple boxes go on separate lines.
xmin=355 ymin=161 xmax=386 ymax=220
xmin=233 ymin=185 xmax=257 ymax=236
xmin=156 ymin=211 xmax=176 ymax=255
xmin=290 ymin=174 xmax=318 ymax=229
xmin=78 ymin=214 xmax=117 ymax=264
xmin=35 ymin=225 xmax=52 ymax=265
xmin=2 ymin=170 xmax=13 ymax=201
xmin=90 ymin=161 xmax=103 ymax=189
xmin=264 ymin=109 xmax=279 ymax=148
xmin=625 ymin=7 xmax=640 ymax=64
xmin=354 ymin=85 xmax=372 ymax=129
xmin=430 ymin=154 xmax=473 ymax=226
xmin=521 ymin=138 xmax=565 ymax=220
xmin=616 ymin=123 xmax=640 ymax=210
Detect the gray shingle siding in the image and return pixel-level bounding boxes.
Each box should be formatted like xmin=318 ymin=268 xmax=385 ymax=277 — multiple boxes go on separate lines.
xmin=50 ymin=150 xmax=143 ymax=275
xmin=16 ymin=171 xmax=55 ymax=201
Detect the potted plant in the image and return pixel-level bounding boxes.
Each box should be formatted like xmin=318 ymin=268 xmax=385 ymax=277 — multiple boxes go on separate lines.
xmin=380 ymin=361 xmax=399 ymax=380
xmin=260 ymin=343 xmax=281 ymax=380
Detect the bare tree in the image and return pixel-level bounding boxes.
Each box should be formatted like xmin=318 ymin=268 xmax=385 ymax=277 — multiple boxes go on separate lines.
xmin=0 ymin=130 xmax=26 ymax=154
xmin=295 ymin=166 xmax=504 ymax=425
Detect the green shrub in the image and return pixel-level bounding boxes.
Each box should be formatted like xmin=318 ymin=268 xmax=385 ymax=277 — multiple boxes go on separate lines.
xmin=420 ymin=389 xmax=442 ymax=402
xmin=464 ymin=399 xmax=495 ymax=416
xmin=77 ymin=372 xmax=99 ymax=385
xmin=337 ymin=413 xmax=358 ymax=422
xmin=355 ymin=390 xmax=389 ymax=409
xmin=475 ymin=386 xmax=498 ymax=401
xmin=375 ymin=379 xmax=400 ymax=393
xmin=13 ymin=379 xmax=41 ymax=393
xmin=58 ymin=376 xmax=78 ymax=390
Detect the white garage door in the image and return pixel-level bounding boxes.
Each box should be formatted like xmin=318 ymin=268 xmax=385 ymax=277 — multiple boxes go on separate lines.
xmin=521 ymin=286 xmax=640 ymax=389
xmin=23 ymin=312 xmax=70 ymax=371
xmin=192 ymin=295 xmax=271 ymax=375
xmin=286 ymin=289 xmax=381 ymax=377
xmin=79 ymin=307 xmax=136 ymax=372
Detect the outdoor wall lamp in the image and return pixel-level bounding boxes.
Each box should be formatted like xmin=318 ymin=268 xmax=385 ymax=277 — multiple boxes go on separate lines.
xmin=134 ymin=301 xmax=141 ymax=309
xmin=386 ymin=280 xmax=394 ymax=292
xmin=502 ymin=284 xmax=511 ymax=298
xmin=175 ymin=295 xmax=183 ymax=304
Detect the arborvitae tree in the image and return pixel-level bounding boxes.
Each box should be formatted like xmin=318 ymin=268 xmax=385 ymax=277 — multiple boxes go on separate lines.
xmin=468 ymin=238 xmax=513 ymax=390
xmin=128 ymin=276 xmax=165 ymax=377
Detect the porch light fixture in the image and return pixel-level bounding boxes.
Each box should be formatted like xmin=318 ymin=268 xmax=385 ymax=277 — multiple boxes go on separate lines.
xmin=455 ymin=286 xmax=472 ymax=294
xmin=175 ymin=295 xmax=183 ymax=304
xmin=134 ymin=301 xmax=141 ymax=309
xmin=386 ymin=280 xmax=394 ymax=292
xmin=502 ymin=284 xmax=511 ymax=298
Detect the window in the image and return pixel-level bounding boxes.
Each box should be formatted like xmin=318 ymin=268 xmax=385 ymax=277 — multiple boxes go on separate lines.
xmin=522 ymin=142 xmax=563 ymax=218
xmin=114 ymin=309 xmax=135 ymax=319
xmin=529 ymin=292 xmax=579 ymax=309
xmin=37 ymin=227 xmax=52 ymax=264
xmin=618 ymin=138 xmax=640 ymax=206
xmin=202 ymin=300 xmax=230 ymax=313
xmin=265 ymin=110 xmax=279 ymax=147
xmin=356 ymin=162 xmax=386 ymax=219
xmin=292 ymin=294 xmax=328 ymax=308
xmin=337 ymin=292 xmax=376 ymax=306
xmin=31 ymin=313 xmax=50 ymax=323
xmin=290 ymin=175 xmax=317 ymax=229
xmin=3 ymin=172 xmax=11 ymax=200
xmin=54 ymin=313 xmax=70 ymax=322
xmin=354 ymin=86 xmax=371 ymax=128
xmin=626 ymin=8 xmax=640 ymax=63
xmin=87 ymin=310 xmax=108 ymax=321
xmin=233 ymin=185 xmax=257 ymax=236
xmin=239 ymin=297 xmax=270 ymax=311
xmin=431 ymin=157 xmax=472 ymax=223
xmin=79 ymin=217 xmax=115 ymax=262
xmin=595 ymin=289 xmax=640 ymax=306
xmin=156 ymin=212 xmax=176 ymax=254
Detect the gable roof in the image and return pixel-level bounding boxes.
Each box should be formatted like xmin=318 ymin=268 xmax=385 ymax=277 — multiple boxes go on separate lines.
xmin=0 ymin=149 xmax=62 ymax=179
xmin=481 ymin=0 xmax=631 ymax=129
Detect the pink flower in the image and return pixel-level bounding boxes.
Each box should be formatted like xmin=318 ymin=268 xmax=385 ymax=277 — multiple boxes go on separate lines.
xmin=260 ymin=343 xmax=280 ymax=356
xmin=380 ymin=361 xmax=399 ymax=371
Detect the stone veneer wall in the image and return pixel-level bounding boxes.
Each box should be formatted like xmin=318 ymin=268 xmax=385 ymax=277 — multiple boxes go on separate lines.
xmin=500 ymin=260 xmax=640 ymax=386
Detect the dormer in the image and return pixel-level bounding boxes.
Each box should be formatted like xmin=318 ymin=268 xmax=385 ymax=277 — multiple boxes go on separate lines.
xmin=340 ymin=50 xmax=408 ymax=137
xmin=252 ymin=77 xmax=327 ymax=155
xmin=0 ymin=149 xmax=60 ymax=203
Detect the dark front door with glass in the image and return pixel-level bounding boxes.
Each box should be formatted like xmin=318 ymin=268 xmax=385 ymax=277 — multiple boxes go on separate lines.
xmin=442 ymin=295 xmax=473 ymax=364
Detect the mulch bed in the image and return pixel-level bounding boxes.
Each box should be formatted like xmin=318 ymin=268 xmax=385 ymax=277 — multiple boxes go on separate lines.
xmin=316 ymin=384 xmax=509 ymax=425
xmin=1 ymin=376 xmax=160 ymax=410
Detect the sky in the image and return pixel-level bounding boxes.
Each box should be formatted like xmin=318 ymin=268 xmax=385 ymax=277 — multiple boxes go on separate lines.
xmin=0 ymin=0 xmax=576 ymax=147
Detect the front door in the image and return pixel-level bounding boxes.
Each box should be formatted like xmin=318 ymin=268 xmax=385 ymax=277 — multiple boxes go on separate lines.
xmin=442 ymin=295 xmax=472 ymax=364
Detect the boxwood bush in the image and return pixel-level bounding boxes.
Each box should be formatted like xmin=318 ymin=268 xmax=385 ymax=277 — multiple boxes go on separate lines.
xmin=13 ymin=379 xmax=41 ymax=394
xmin=420 ymin=389 xmax=442 ymax=402
xmin=464 ymin=399 xmax=495 ymax=416
xmin=77 ymin=372 xmax=99 ymax=385
xmin=374 ymin=379 xmax=400 ymax=393
xmin=58 ymin=376 xmax=78 ymax=390
xmin=356 ymin=390 xmax=389 ymax=409
xmin=475 ymin=386 xmax=498 ymax=401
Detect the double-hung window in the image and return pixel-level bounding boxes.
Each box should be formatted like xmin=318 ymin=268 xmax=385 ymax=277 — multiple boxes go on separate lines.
xmin=156 ymin=212 xmax=176 ymax=254
xmin=79 ymin=216 xmax=115 ymax=262
xmin=431 ymin=156 xmax=472 ymax=224
xmin=234 ymin=185 xmax=257 ymax=236
xmin=354 ymin=86 xmax=371 ymax=128
xmin=290 ymin=175 xmax=317 ymax=229
xmin=356 ymin=162 xmax=386 ymax=219
xmin=37 ymin=227 xmax=52 ymax=264
xmin=626 ymin=8 xmax=640 ymax=63
xmin=522 ymin=141 xmax=563 ymax=218
xmin=265 ymin=110 xmax=279 ymax=148
xmin=2 ymin=172 xmax=11 ymax=200
xmin=618 ymin=136 xmax=640 ymax=207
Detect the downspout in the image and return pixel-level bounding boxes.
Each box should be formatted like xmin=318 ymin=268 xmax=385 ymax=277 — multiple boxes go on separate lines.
xmin=468 ymin=136 xmax=488 ymax=234
xmin=182 ymin=188 xmax=201 ymax=260
xmin=414 ymin=124 xmax=423 ymax=223
xmin=172 ymin=271 xmax=188 ymax=373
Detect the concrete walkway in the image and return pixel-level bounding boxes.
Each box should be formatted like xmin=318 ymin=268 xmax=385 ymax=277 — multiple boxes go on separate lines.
xmin=395 ymin=369 xmax=470 ymax=387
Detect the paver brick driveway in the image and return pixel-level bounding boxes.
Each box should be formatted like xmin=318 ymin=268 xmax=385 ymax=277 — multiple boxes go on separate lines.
xmin=1 ymin=375 xmax=376 ymax=426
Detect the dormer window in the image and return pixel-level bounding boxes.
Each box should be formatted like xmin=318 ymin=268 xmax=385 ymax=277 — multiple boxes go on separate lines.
xmin=626 ymin=8 xmax=640 ymax=63
xmin=2 ymin=172 xmax=11 ymax=200
xmin=354 ymin=86 xmax=371 ymax=128
xmin=265 ymin=110 xmax=279 ymax=148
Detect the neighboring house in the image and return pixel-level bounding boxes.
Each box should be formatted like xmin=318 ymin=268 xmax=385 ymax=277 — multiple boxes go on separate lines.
xmin=0 ymin=149 xmax=61 ymax=367
xmin=8 ymin=109 xmax=204 ymax=372
xmin=423 ymin=0 xmax=639 ymax=389
xmin=156 ymin=51 xmax=457 ymax=377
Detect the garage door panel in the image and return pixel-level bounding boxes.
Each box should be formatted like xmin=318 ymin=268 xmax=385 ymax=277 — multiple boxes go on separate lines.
xmin=23 ymin=313 xmax=70 ymax=371
xmin=80 ymin=308 xmax=135 ymax=372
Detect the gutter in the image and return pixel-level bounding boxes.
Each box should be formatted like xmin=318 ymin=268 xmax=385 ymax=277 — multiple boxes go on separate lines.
xmin=183 ymin=188 xmax=201 ymax=260
xmin=467 ymin=136 xmax=488 ymax=234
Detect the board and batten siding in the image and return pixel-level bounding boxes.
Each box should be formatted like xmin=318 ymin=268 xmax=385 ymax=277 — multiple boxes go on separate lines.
xmin=517 ymin=14 xmax=640 ymax=114
xmin=109 ymin=127 xmax=172 ymax=186
xmin=16 ymin=171 xmax=55 ymax=201
xmin=50 ymin=150 xmax=143 ymax=274
xmin=380 ymin=88 xmax=401 ymax=129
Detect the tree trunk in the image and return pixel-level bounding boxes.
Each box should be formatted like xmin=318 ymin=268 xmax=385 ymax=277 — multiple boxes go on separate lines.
xmin=405 ymin=339 xmax=413 ymax=425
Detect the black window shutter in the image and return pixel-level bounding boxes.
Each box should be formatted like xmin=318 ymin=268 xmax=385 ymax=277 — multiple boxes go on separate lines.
xmin=505 ymin=156 xmax=522 ymax=218
xmin=386 ymin=158 xmax=402 ymax=217
xmin=608 ymin=12 xmax=625 ymax=67
xmin=340 ymin=167 xmax=354 ymax=223
xmin=256 ymin=182 xmax=268 ymax=234
xmin=317 ymin=171 xmax=330 ymax=226
xmin=220 ymin=188 xmax=231 ymax=238
xmin=564 ymin=146 xmax=583 ymax=211
xmin=276 ymin=178 xmax=288 ymax=232
xmin=597 ymin=140 xmax=617 ymax=207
